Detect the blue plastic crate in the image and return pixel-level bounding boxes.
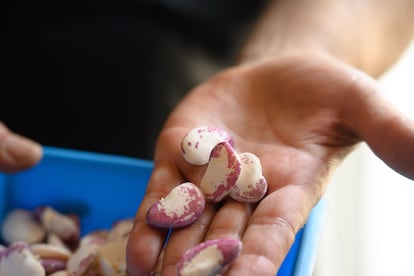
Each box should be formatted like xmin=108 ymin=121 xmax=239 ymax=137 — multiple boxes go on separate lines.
xmin=0 ymin=146 xmax=326 ymax=275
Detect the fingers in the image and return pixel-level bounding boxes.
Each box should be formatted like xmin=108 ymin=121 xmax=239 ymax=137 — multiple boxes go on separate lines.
xmin=126 ymin=126 xmax=321 ymax=275
xmin=157 ymin=185 xmax=310 ymax=276
xmin=0 ymin=122 xmax=43 ymax=172
xmin=344 ymin=72 xmax=414 ymax=179
xmin=204 ymin=199 xmax=253 ymax=241
xmin=126 ymin=163 xmax=180 ymax=275
xmin=128 ymin=184 xmax=253 ymax=275
xmin=126 ymin=167 xmax=255 ymax=275
xmin=157 ymin=197 xmax=253 ymax=275
xmin=226 ymin=184 xmax=313 ymax=276
xmin=159 ymin=204 xmax=215 ymax=275
xmin=126 ymin=126 xmax=204 ymax=275
xmin=127 ymin=163 xmax=316 ymax=276
xmin=126 ymin=219 xmax=168 ymax=275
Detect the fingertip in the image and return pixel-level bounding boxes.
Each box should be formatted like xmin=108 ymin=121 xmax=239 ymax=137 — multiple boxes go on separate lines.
xmin=0 ymin=130 xmax=43 ymax=172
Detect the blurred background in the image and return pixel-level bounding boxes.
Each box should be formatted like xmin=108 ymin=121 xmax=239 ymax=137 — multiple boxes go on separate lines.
xmin=314 ymin=39 xmax=414 ymax=276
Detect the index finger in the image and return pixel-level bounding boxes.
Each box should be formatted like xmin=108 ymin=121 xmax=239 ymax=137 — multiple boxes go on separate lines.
xmin=126 ymin=157 xmax=185 ymax=275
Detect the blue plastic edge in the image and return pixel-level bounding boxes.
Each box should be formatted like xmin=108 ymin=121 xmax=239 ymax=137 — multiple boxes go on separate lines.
xmin=42 ymin=146 xmax=154 ymax=169
xmin=276 ymin=198 xmax=326 ymax=276
xmin=277 ymin=227 xmax=304 ymax=276
xmin=293 ymin=198 xmax=327 ymax=276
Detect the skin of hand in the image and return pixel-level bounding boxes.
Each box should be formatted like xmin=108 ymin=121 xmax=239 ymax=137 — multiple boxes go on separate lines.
xmin=125 ymin=53 xmax=414 ymax=275
xmin=0 ymin=121 xmax=43 ymax=172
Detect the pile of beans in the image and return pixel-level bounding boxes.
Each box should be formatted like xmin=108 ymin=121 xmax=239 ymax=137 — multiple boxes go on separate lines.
xmin=0 ymin=206 xmax=133 ymax=275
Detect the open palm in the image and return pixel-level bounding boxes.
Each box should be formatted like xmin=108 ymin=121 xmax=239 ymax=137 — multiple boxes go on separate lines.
xmin=126 ymin=54 xmax=414 ymax=275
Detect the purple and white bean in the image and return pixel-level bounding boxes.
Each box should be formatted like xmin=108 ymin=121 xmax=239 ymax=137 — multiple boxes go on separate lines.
xmin=199 ymin=141 xmax=241 ymax=203
xmin=1 ymin=206 xmax=134 ymax=276
xmin=176 ymin=237 xmax=242 ymax=276
xmin=146 ymin=182 xmax=206 ymax=228
xmin=229 ymin=152 xmax=268 ymax=203
xmin=181 ymin=126 xmax=234 ymax=165
xmin=1 ymin=209 xmax=45 ymax=245
xmin=0 ymin=242 xmax=45 ymax=276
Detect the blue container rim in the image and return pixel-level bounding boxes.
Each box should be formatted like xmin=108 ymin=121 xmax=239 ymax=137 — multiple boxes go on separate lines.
xmin=42 ymin=146 xmax=154 ymax=169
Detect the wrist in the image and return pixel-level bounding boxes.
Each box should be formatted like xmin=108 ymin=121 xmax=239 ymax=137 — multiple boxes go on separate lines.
xmin=236 ymin=0 xmax=414 ymax=78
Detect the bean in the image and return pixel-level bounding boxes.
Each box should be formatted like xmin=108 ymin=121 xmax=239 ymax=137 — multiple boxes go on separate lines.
xmin=181 ymin=126 xmax=234 ymax=165
xmin=176 ymin=237 xmax=242 ymax=276
xmin=146 ymin=182 xmax=206 ymax=228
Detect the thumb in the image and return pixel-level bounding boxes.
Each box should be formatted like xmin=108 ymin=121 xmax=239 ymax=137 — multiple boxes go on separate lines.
xmin=0 ymin=122 xmax=43 ymax=172
xmin=345 ymin=72 xmax=414 ymax=180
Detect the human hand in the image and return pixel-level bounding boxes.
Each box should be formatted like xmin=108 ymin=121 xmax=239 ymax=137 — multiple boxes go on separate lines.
xmin=126 ymin=53 xmax=414 ymax=275
xmin=0 ymin=122 xmax=43 ymax=172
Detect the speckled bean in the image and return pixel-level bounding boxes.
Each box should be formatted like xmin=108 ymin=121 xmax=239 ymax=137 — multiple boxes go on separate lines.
xmin=146 ymin=182 xmax=206 ymax=228
xmin=200 ymin=141 xmax=241 ymax=203
xmin=229 ymin=152 xmax=268 ymax=203
xmin=176 ymin=237 xmax=242 ymax=276
xmin=181 ymin=126 xmax=234 ymax=165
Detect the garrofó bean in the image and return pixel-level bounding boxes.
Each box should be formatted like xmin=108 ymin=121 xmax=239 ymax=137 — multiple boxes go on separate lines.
xmin=49 ymin=271 xmax=69 ymax=276
xmin=1 ymin=205 xmax=137 ymax=276
xmin=29 ymin=243 xmax=72 ymax=261
xmin=181 ymin=126 xmax=234 ymax=165
xmin=40 ymin=259 xmax=67 ymax=275
xmin=200 ymin=141 xmax=241 ymax=203
xmin=107 ymin=219 xmax=134 ymax=242
xmin=35 ymin=206 xmax=80 ymax=246
xmin=46 ymin=232 xmax=70 ymax=251
xmin=1 ymin=209 xmax=45 ymax=245
xmin=176 ymin=237 xmax=242 ymax=276
xmin=146 ymin=182 xmax=206 ymax=228
xmin=66 ymin=231 xmax=107 ymax=276
xmin=66 ymin=243 xmax=100 ymax=276
xmin=30 ymin=243 xmax=70 ymax=275
xmin=78 ymin=230 xmax=109 ymax=248
xmin=97 ymin=238 xmax=128 ymax=276
xmin=0 ymin=242 xmax=45 ymax=276
xmin=229 ymin=152 xmax=268 ymax=203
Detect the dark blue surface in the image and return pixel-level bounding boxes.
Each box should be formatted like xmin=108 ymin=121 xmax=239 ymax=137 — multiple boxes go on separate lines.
xmin=0 ymin=146 xmax=326 ymax=275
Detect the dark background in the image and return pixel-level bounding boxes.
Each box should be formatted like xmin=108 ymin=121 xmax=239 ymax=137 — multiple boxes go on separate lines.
xmin=3 ymin=0 xmax=266 ymax=159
